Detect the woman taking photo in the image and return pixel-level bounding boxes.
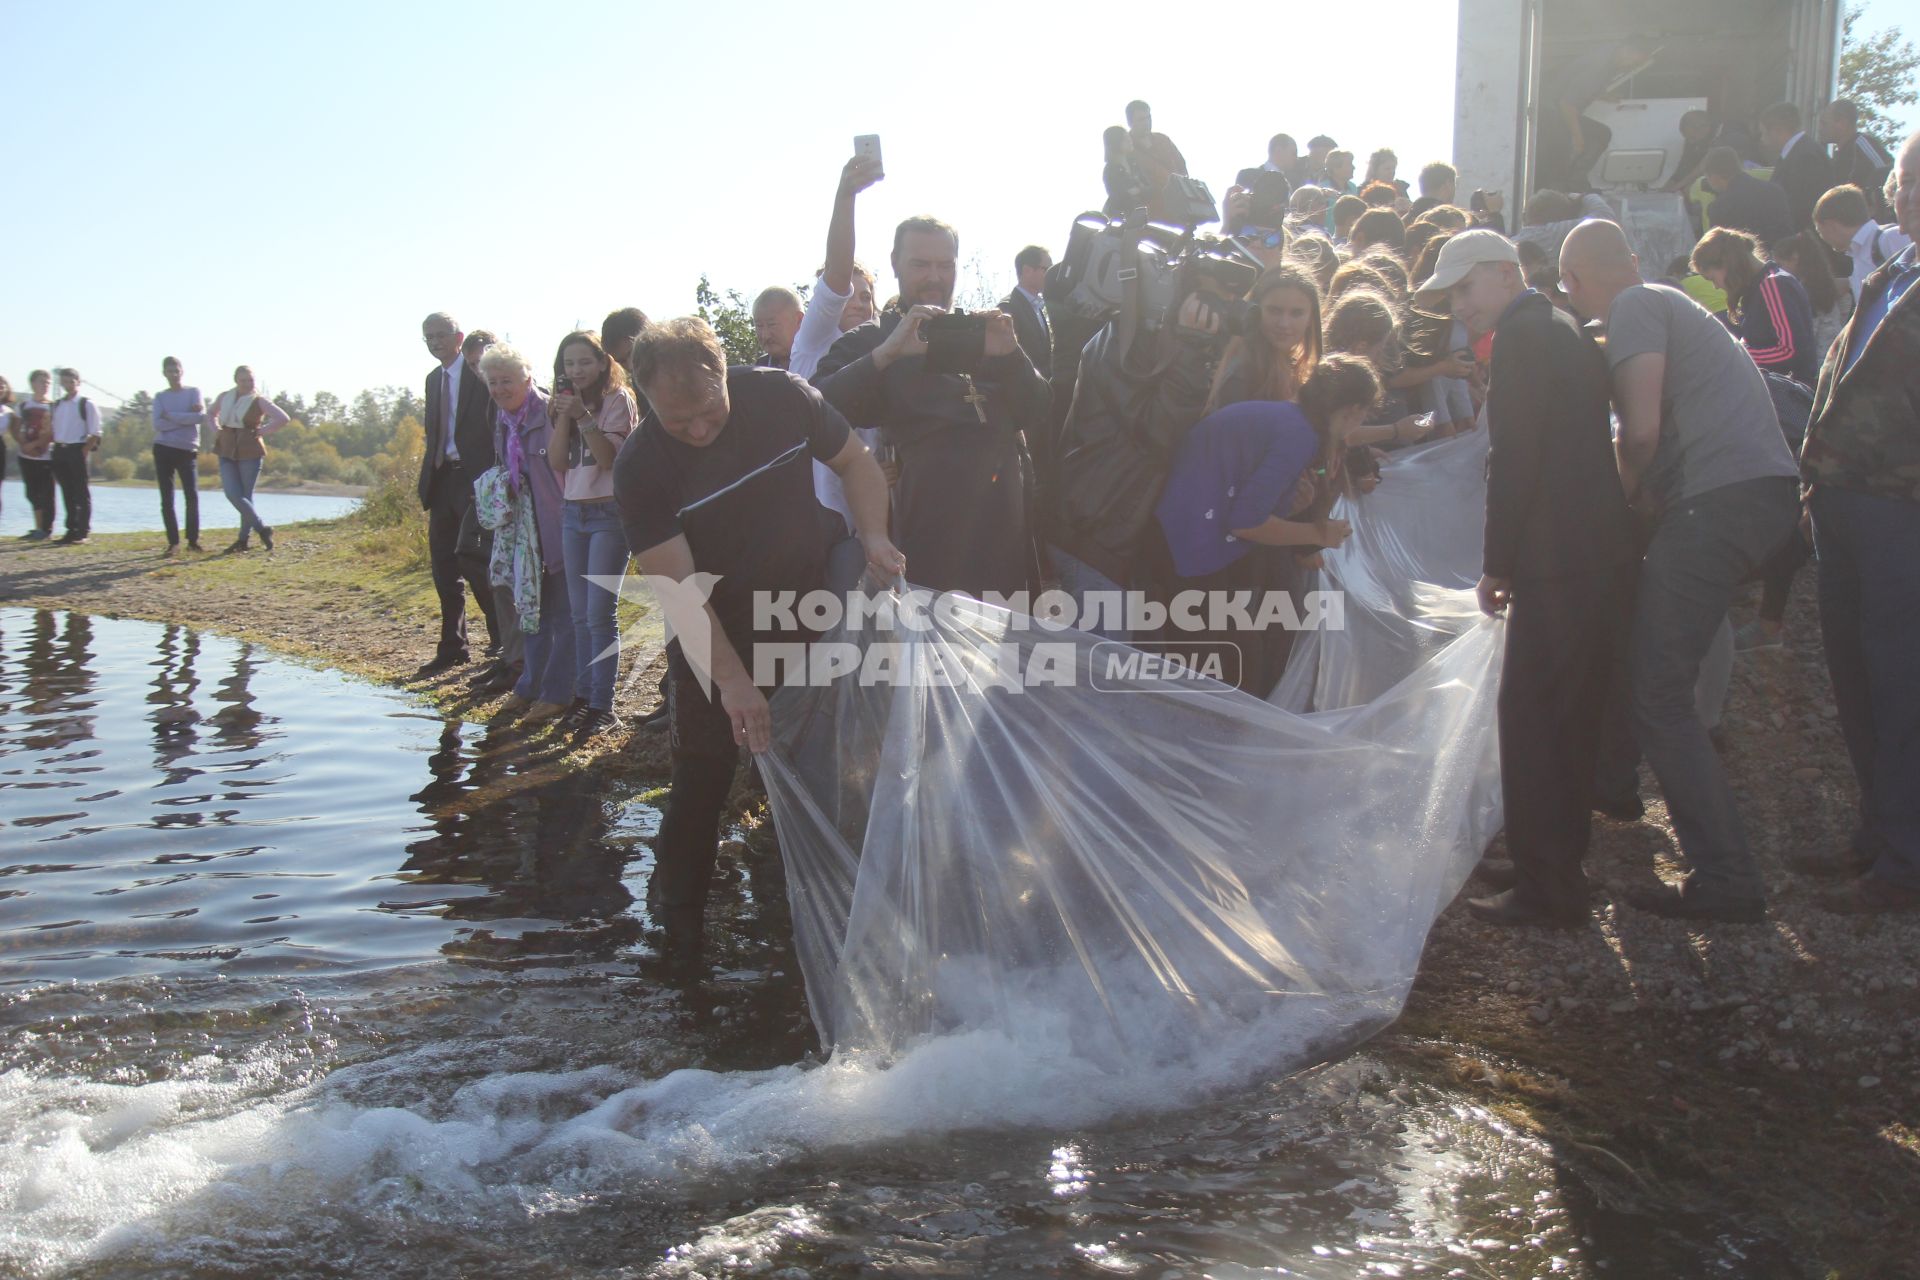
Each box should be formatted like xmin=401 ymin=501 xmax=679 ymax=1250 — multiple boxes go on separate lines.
xmin=479 ymin=343 xmax=575 ymax=726
xmin=1207 ymin=264 xmax=1323 ymax=413
xmin=1153 ymin=355 xmax=1381 ymax=693
xmin=1689 ymin=227 xmax=1817 ymax=385
xmin=548 ymin=331 xmax=635 ymax=740
xmin=209 ymin=366 xmax=290 ymax=553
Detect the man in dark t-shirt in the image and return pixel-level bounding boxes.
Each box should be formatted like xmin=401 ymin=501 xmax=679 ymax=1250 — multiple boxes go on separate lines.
xmin=616 ymin=317 xmax=902 ymax=975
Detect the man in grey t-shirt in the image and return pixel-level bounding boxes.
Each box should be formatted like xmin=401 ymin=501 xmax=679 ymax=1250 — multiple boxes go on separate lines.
xmin=1561 ymin=220 xmax=1800 ymax=922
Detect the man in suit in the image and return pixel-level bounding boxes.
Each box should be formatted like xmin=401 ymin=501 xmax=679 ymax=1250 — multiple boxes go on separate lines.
xmin=1424 ymin=231 xmax=1637 ymax=926
xmin=1702 ymin=146 xmax=1794 ymax=248
xmin=1001 ymin=245 xmax=1053 ymax=381
xmin=416 ymin=311 xmax=500 ymax=676
xmin=1793 ymin=129 xmax=1920 ymax=914
xmin=1761 ymin=101 xmax=1832 ymax=232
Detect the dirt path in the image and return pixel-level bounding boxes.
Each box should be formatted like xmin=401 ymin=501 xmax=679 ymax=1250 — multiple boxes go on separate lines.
xmin=2 ymin=516 xmax=1914 ymax=1276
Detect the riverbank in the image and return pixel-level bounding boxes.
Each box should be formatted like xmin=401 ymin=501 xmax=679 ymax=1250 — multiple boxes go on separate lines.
xmin=1 ymin=513 xmax=1913 ymax=1277
xmin=91 ymin=477 xmax=370 ymax=498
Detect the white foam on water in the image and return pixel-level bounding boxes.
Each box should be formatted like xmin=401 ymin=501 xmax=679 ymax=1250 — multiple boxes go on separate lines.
xmin=0 ymin=986 xmax=1387 ymax=1276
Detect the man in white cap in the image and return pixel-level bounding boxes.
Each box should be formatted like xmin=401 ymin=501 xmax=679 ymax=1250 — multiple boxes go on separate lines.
xmin=1419 ymin=229 xmax=1638 ymax=927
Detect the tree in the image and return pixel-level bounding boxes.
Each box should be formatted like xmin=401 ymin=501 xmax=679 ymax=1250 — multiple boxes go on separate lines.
xmin=1840 ymin=5 xmax=1918 ymax=148
xmin=695 ymin=275 xmax=761 ymax=365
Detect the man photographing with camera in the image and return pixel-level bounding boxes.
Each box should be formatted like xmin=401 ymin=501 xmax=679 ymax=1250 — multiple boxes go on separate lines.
xmin=814 ymin=214 xmax=1050 ymax=599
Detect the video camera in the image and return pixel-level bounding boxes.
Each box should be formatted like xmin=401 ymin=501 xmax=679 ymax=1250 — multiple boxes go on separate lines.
xmin=1044 ymin=208 xmax=1261 ymax=337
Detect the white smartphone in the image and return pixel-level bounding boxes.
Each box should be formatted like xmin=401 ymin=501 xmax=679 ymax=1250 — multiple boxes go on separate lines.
xmin=854 ymin=134 xmax=884 ymax=177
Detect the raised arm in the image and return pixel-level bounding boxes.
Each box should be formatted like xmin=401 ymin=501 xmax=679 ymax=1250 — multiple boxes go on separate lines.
xmin=823 ymin=155 xmax=880 ymax=296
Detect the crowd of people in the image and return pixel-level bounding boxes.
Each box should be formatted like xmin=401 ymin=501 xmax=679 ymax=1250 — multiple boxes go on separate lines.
xmin=5 ymin=92 xmax=1916 ymax=970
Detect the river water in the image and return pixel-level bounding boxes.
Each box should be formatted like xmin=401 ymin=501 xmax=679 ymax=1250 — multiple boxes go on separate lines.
xmin=0 ymin=478 xmax=359 ymax=538
xmin=0 ymin=609 xmax=1795 ymax=1278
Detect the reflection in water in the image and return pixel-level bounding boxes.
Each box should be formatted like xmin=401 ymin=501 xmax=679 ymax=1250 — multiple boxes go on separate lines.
xmin=0 ymin=608 xmax=1798 ymax=1280
xmin=0 ymin=607 xmax=659 ymax=985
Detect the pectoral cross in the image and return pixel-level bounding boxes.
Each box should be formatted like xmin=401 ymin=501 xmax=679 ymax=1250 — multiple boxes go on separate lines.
xmin=960 ymin=375 xmax=989 ymax=423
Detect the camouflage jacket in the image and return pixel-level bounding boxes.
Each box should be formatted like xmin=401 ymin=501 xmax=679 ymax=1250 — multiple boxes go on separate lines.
xmin=1802 ymin=254 xmax=1920 ymax=502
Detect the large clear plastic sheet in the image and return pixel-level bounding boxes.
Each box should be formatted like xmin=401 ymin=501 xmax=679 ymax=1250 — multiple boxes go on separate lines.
xmin=757 ymin=430 xmax=1507 ymax=1091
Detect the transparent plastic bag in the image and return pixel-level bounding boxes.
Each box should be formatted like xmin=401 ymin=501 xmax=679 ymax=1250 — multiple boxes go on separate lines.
xmin=758 ymin=430 xmax=1505 ymax=1085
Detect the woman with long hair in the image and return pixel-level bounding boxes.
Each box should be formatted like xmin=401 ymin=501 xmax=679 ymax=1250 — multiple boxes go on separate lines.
xmin=548 ymin=330 xmax=636 ymax=740
xmin=1689 ymin=226 xmax=1817 ymax=385
xmin=1320 ymin=290 xmax=1440 ymax=451
xmin=208 ymin=365 xmax=290 ymax=553
xmin=1153 ymin=354 xmax=1381 ymax=692
xmin=1773 ymin=230 xmax=1854 ymax=359
xmin=1207 ymin=264 xmax=1323 ymax=413
xmin=1364 ymin=149 xmax=1398 ymax=187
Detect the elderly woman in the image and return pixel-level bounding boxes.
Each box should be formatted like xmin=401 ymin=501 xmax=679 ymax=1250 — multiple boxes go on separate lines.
xmin=478 ymin=343 xmax=575 ymax=725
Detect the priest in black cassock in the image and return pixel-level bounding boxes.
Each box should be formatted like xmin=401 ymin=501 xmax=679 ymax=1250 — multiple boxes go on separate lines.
xmin=814 ymin=215 xmax=1051 ymax=600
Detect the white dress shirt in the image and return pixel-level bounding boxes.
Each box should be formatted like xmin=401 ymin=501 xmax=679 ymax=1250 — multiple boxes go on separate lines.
xmin=1844 ymin=219 xmax=1914 ymax=304
xmin=51 ymin=395 xmax=102 ymax=444
xmin=441 ymin=353 xmax=464 ymax=462
xmin=1017 ymin=283 xmax=1050 ymax=339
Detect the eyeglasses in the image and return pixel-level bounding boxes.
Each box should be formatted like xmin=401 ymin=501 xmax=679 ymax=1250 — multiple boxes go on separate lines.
xmin=423 ymin=332 xmax=456 ymax=345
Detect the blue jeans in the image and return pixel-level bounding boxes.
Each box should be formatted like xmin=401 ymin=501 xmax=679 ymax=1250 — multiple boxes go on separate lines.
xmin=514 ymin=569 xmax=577 ymax=706
xmin=1047 ymin=544 xmax=1131 ymax=642
xmin=563 ymin=500 xmax=629 ymax=710
xmin=1811 ymin=485 xmax=1920 ymax=889
xmin=220 ymin=457 xmax=266 ymax=542
xmin=1629 ymin=476 xmax=1798 ymax=905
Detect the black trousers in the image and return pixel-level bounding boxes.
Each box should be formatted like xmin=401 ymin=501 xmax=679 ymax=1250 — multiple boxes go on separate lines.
xmin=153 ymin=444 xmax=199 ymax=547
xmin=19 ymin=457 xmax=55 ymax=532
xmin=649 ymin=641 xmax=741 ymax=924
xmin=425 ymin=465 xmax=496 ymax=658
xmin=1498 ymin=564 xmax=1636 ymax=915
xmin=50 ymin=443 xmax=91 ymax=537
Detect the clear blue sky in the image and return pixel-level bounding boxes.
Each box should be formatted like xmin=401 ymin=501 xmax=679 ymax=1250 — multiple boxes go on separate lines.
xmin=4 ymin=0 xmax=1913 ymax=411
xmin=4 ymin=0 xmax=1456 ymax=408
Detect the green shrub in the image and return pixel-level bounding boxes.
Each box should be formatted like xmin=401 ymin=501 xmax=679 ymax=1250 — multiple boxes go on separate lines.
xmin=98 ymin=456 xmax=136 ymax=482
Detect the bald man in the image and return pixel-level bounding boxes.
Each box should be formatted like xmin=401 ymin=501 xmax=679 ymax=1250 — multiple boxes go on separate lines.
xmin=1559 ymin=221 xmax=1801 ymax=923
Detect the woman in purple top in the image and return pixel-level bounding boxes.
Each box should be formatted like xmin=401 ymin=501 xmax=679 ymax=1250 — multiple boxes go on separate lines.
xmin=479 ymin=343 xmax=575 ymax=725
xmin=1151 ymin=354 xmax=1381 ymax=693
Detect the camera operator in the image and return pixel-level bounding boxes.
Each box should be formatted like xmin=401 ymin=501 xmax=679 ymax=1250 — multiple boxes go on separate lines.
xmin=814 ymin=215 xmax=1050 ymax=600
xmin=1044 ymin=255 xmax=1245 ymax=642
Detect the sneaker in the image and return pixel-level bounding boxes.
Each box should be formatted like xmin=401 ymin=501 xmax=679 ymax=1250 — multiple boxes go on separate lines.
xmin=57 ymin=533 xmax=89 ymax=545
xmin=258 ymin=526 xmax=274 ymax=552
xmin=164 ymin=543 xmax=181 ymax=558
xmin=20 ymin=529 xmax=49 ymax=541
xmin=224 ymin=538 xmax=250 ymax=554
xmin=572 ymin=707 xmax=623 ymax=741
xmin=1733 ymin=620 xmax=1782 ymax=652
xmin=555 ymin=697 xmax=591 ymax=730
xmin=187 ymin=541 xmax=204 ymax=553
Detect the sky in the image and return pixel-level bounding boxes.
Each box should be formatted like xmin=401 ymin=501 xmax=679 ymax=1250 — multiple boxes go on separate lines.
xmin=3 ymin=0 xmax=1915 ymax=411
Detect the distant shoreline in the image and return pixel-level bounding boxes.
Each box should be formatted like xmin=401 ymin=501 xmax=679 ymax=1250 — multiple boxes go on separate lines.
xmin=87 ymin=478 xmax=369 ymax=499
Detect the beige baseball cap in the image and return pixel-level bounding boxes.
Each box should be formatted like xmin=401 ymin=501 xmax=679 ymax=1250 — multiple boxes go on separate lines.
xmin=1416 ymin=228 xmax=1521 ymax=299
